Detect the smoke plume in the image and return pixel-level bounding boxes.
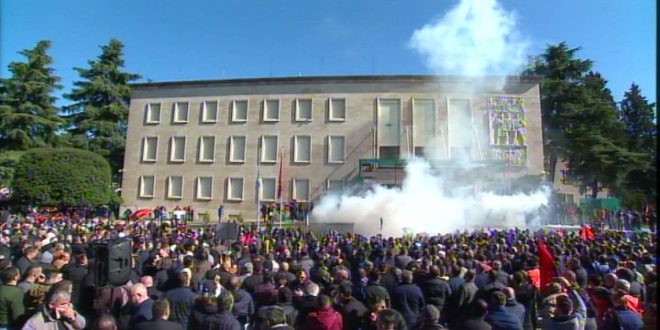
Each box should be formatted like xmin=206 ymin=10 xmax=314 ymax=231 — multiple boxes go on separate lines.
xmin=310 ymin=0 xmax=547 ymax=237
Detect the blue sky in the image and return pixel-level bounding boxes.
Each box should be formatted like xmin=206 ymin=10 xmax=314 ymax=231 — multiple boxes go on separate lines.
xmin=1 ymin=0 xmax=656 ymax=105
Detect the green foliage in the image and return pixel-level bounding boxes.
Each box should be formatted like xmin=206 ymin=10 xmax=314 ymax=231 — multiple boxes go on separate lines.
xmin=525 ymin=43 xmax=646 ymax=198
xmin=618 ymin=84 xmax=656 ymax=208
xmin=0 ymin=40 xmax=63 ymax=150
xmin=63 ymin=39 xmax=141 ymax=180
xmin=11 ymin=148 xmax=118 ymax=207
xmin=0 ymin=151 xmax=25 ymax=188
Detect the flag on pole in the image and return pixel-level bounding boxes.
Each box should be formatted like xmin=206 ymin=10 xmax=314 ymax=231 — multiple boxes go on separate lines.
xmin=579 ymin=225 xmax=595 ymax=240
xmin=537 ymin=238 xmax=558 ymax=292
xmin=379 ymin=217 xmax=383 ymax=232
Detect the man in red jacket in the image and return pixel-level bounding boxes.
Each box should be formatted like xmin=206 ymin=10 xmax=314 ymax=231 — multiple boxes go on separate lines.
xmin=304 ymin=294 xmax=343 ymax=330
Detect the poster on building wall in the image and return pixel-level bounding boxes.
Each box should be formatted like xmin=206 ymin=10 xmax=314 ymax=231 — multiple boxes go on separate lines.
xmin=488 ymin=97 xmax=527 ymax=165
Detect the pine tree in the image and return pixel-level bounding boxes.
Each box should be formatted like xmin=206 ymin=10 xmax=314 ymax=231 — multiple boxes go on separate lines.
xmin=63 ymin=39 xmax=141 ymax=179
xmin=0 ymin=40 xmax=63 ymax=150
xmin=619 ymin=84 xmax=656 ymax=207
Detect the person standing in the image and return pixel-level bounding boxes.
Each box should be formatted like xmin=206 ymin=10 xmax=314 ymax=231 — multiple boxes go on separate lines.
xmin=0 ymin=268 xmax=25 ymax=329
xmin=392 ymin=270 xmax=425 ymax=329
xmin=134 ymin=299 xmax=183 ymax=330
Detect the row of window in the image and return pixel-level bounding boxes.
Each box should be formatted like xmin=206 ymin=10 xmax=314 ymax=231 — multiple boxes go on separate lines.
xmin=144 ymin=98 xmax=347 ymax=125
xmin=141 ymin=135 xmax=346 ymax=164
xmin=139 ymin=175 xmax=344 ymax=201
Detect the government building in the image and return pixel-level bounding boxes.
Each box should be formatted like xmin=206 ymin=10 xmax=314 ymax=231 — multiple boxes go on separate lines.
xmin=120 ymin=75 xmax=544 ymax=221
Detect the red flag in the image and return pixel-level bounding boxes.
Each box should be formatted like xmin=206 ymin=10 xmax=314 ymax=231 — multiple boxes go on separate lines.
xmin=537 ymin=238 xmax=557 ymax=292
xmin=277 ymin=147 xmax=285 ymax=199
xmin=579 ymin=225 xmax=596 ymax=240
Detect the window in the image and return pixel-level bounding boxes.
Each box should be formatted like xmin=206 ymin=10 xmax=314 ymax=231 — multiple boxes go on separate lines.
xmin=169 ymin=136 xmax=186 ymax=162
xmin=173 ymin=101 xmax=189 ymax=123
xmin=232 ymin=100 xmax=248 ymax=122
xmin=168 ymin=176 xmax=183 ymax=199
xmin=293 ymin=135 xmax=311 ymax=163
xmin=328 ymin=136 xmax=346 ymax=163
xmin=139 ymin=175 xmax=155 ymax=198
xmin=196 ymin=177 xmax=213 ymax=200
xmin=448 ymin=99 xmax=473 ymax=160
xmin=229 ymin=136 xmax=246 ymax=163
xmin=142 ymin=137 xmax=158 ymax=162
xmin=202 ymin=101 xmax=218 ymax=123
xmin=260 ymin=178 xmax=277 ymax=201
xmin=145 ymin=103 xmax=161 ymax=124
xmin=329 ymin=98 xmax=346 ymax=121
xmin=412 ymin=99 xmax=436 ymax=147
xmin=295 ymin=99 xmax=312 ymax=122
xmin=198 ymin=136 xmax=215 ymax=162
xmin=263 ymin=99 xmax=280 ymax=122
xmin=227 ymin=177 xmax=244 ymax=201
xmin=293 ymin=179 xmax=310 ymax=201
xmin=261 ymin=135 xmax=278 ymax=163
xmin=327 ymin=179 xmax=343 ymax=192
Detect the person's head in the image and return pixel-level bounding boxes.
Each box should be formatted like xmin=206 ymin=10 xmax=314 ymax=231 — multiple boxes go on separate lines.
xmin=280 ymin=261 xmax=290 ymax=272
xmin=130 ymin=283 xmax=149 ymax=305
xmin=338 ymin=282 xmax=353 ymax=302
xmin=421 ymin=305 xmax=440 ymax=324
xmin=614 ymin=279 xmax=631 ymax=295
xmin=296 ymin=269 xmax=308 ymax=283
xmin=400 ymin=270 xmax=413 ymax=284
xmin=265 ymin=306 xmax=287 ymax=327
xmin=318 ymin=294 xmax=332 ymax=309
xmin=47 ymin=289 xmax=72 ymax=317
xmin=305 ymin=282 xmax=320 ymax=297
xmin=555 ymin=294 xmax=573 ymax=316
xmin=93 ymin=314 xmax=117 ymax=330
xmin=24 ymin=265 xmax=43 ymax=282
xmin=0 ymin=267 xmax=20 ymax=285
xmin=24 ymin=246 xmax=38 ymax=260
xmin=179 ymin=270 xmax=191 ymax=287
xmin=368 ymin=269 xmax=381 ymax=283
xmin=376 ymin=309 xmax=400 ymax=330
xmin=216 ymin=292 xmax=234 ymax=312
xmin=152 ymin=299 xmax=171 ymax=320
xmin=503 ymin=287 xmax=516 ymax=301
xmin=464 ymin=270 xmax=475 ymax=282
xmin=140 ymin=276 xmax=153 ymax=288
xmin=369 ymin=297 xmax=387 ymax=313
xmin=48 ymin=280 xmax=73 ymax=296
xmin=490 ymin=291 xmax=507 ymax=307
xmin=603 ymin=273 xmax=617 ymax=288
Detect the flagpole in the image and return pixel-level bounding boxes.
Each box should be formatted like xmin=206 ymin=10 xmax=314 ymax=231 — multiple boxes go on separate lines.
xmin=256 ymin=140 xmax=261 ymax=234
xmin=278 ymin=146 xmax=284 ymax=229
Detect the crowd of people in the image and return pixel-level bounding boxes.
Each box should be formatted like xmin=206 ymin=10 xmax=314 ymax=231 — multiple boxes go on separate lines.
xmin=0 ymin=209 xmax=655 ymax=330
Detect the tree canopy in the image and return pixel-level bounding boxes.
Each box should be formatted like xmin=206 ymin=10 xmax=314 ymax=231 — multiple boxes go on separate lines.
xmin=11 ymin=148 xmax=118 ymax=207
xmin=0 ymin=40 xmax=63 ymax=150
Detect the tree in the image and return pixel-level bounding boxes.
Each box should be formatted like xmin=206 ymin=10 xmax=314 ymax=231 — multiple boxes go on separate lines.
xmin=0 ymin=40 xmax=63 ymax=150
xmin=11 ymin=148 xmax=118 ymax=207
xmin=525 ymin=43 xmax=645 ymax=198
xmin=619 ymin=84 xmax=656 ymax=208
xmin=63 ymin=39 xmax=140 ymax=180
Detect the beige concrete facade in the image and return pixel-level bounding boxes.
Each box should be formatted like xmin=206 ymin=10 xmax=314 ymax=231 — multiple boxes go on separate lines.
xmin=120 ymin=75 xmax=544 ymax=221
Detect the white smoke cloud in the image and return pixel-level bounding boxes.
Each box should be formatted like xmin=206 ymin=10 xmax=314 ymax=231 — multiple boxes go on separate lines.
xmin=310 ymin=0 xmax=547 ymax=237
xmin=409 ymin=0 xmax=528 ymax=77
xmin=312 ymin=158 xmax=549 ymax=237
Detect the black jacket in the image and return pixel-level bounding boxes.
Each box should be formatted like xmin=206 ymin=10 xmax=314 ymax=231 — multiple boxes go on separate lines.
xmin=392 ymin=283 xmax=425 ymax=328
xmin=199 ymin=310 xmax=242 ymax=330
xmin=364 ymin=282 xmax=391 ymax=308
xmin=420 ymin=277 xmax=452 ymax=310
xmin=61 ymin=262 xmax=88 ymax=306
xmin=166 ymin=286 xmax=196 ymax=329
xmin=135 ymin=319 xmax=184 ymax=330
xmin=335 ymin=297 xmax=368 ymax=330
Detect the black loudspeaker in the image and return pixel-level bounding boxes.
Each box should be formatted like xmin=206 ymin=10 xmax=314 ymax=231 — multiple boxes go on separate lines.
xmin=93 ymin=239 xmax=132 ymax=287
xmin=215 ymin=222 xmax=238 ymax=240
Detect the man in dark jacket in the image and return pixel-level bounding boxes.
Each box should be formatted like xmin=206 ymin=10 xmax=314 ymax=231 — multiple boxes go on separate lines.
xmin=392 ymin=270 xmax=425 ymax=329
xmin=0 ymin=267 xmax=25 ymax=329
xmin=200 ymin=292 xmax=241 ymax=330
xmin=166 ymin=271 xmax=196 ymax=329
xmin=61 ymin=252 xmax=88 ymax=307
xmin=15 ymin=246 xmax=37 ymax=278
xmin=134 ymin=299 xmax=183 ymax=330
xmin=459 ymin=299 xmax=493 ymax=330
xmin=502 ymin=287 xmax=525 ymax=327
xmin=128 ymin=283 xmax=154 ymax=328
xmin=364 ymin=270 xmax=391 ymax=308
xmin=601 ymin=293 xmax=644 ymax=330
xmin=334 ymin=282 xmax=367 ymax=330
xmin=418 ymin=305 xmax=446 ymax=330
xmin=420 ymin=266 xmax=452 ymax=312
xmin=484 ymin=291 xmax=522 ymax=330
